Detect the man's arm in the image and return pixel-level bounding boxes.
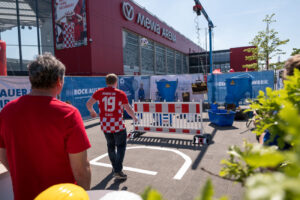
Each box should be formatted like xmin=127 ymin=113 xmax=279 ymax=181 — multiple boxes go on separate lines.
xmin=0 ymin=148 xmax=9 ymax=171
xmin=69 ymin=150 xmax=91 ymax=190
xmin=123 ymin=104 xmax=138 ymax=122
xmin=86 ymin=97 xmax=97 ymax=118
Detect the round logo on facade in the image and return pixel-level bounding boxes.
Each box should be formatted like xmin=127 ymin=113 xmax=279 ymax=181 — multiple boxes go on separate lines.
xmin=122 ymin=2 xmax=134 ymax=21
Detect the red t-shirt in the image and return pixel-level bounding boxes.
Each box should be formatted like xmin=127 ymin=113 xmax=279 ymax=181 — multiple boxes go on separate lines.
xmin=0 ymin=95 xmax=91 ymax=200
xmin=92 ymin=87 xmax=129 ymax=133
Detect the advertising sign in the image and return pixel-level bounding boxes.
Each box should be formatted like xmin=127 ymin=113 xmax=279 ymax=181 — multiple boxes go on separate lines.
xmin=60 ymin=76 xmax=106 ymax=119
xmin=207 ymin=70 xmax=275 ymax=104
xmin=0 ymin=77 xmax=31 ymax=111
xmin=150 ymin=74 xmax=205 ymax=102
xmin=122 ymin=1 xmax=176 ymax=42
xmin=118 ymin=76 xmax=150 ymax=104
xmin=54 ymin=0 xmax=87 ymax=49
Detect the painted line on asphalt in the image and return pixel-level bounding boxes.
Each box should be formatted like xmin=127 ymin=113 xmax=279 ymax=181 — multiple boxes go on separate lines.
xmin=89 ymin=153 xmax=157 ymax=176
xmin=90 ymin=146 xmax=191 ymax=180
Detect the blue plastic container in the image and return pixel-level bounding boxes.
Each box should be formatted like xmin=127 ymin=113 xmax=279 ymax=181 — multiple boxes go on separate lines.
xmin=225 ymin=77 xmax=252 ymax=106
xmin=210 ymin=103 xmax=218 ymax=111
xmin=156 ymin=80 xmax=178 ymax=102
xmin=208 ymin=109 xmax=236 ymax=126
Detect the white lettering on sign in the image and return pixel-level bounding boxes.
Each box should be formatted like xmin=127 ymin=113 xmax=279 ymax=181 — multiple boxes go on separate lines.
xmin=74 ymin=88 xmax=88 ymax=95
xmin=123 ymin=2 xmax=175 ymax=42
xmin=214 ymin=80 xmax=269 ymax=87
xmin=73 ymin=88 xmax=102 ymax=96
xmin=215 ymin=82 xmax=226 ymax=87
xmin=252 ymin=80 xmax=269 ymax=85
xmin=137 ymin=13 xmax=161 ymax=35
xmin=161 ymin=28 xmax=176 ymax=42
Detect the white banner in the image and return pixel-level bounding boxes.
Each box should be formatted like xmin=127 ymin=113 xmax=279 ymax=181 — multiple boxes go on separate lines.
xmin=150 ymin=74 xmax=205 ymax=102
xmin=0 ymin=77 xmax=31 ymax=111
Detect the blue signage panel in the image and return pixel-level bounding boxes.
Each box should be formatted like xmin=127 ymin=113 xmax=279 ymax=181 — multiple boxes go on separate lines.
xmin=118 ymin=75 xmax=150 ymax=104
xmin=207 ymin=71 xmax=274 ymax=104
xmin=118 ymin=75 xmax=150 ymax=119
xmin=60 ymin=76 xmax=106 ymax=119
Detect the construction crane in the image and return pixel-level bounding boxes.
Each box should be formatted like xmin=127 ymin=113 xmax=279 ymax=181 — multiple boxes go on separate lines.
xmin=193 ymin=0 xmax=214 ymax=73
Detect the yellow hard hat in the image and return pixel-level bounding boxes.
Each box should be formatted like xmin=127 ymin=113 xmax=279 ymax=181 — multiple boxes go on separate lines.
xmin=35 ymin=183 xmax=89 ymax=200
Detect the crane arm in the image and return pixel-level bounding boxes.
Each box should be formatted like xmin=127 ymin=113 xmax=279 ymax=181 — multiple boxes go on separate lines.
xmin=194 ymin=0 xmax=214 ymax=28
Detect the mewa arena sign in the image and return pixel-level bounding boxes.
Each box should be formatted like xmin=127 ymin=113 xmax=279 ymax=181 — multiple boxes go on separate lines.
xmin=122 ymin=1 xmax=176 ymax=42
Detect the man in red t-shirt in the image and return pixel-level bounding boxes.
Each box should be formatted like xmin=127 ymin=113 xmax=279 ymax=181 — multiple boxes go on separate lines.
xmin=86 ymin=73 xmax=137 ymax=179
xmin=0 ymin=53 xmax=91 ymax=200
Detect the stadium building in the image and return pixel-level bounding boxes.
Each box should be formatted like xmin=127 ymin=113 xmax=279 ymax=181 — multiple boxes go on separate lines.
xmin=0 ymin=0 xmax=255 ymax=76
xmin=0 ymin=0 xmax=201 ymax=76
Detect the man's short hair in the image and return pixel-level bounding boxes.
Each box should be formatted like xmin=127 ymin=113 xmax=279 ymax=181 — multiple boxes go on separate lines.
xmin=106 ymin=73 xmax=118 ymax=85
xmin=285 ymin=54 xmax=300 ymax=76
xmin=28 ymin=53 xmax=65 ymax=89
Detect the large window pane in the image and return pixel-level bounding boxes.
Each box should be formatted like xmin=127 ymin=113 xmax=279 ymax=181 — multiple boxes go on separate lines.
xmin=141 ymin=38 xmax=154 ymax=75
xmin=0 ymin=0 xmax=21 ymax=72
xmin=167 ymin=48 xmax=174 ymax=74
xmin=38 ymin=0 xmax=54 ymax=55
xmin=21 ymin=46 xmax=38 ymax=61
xmin=39 ymin=17 xmax=54 ymax=54
xmin=123 ymin=30 xmax=139 ymax=75
xmin=183 ymin=55 xmax=188 ymax=74
xmin=19 ymin=0 xmax=38 ymax=73
xmin=176 ymin=52 xmax=182 ymax=74
xmin=155 ymin=43 xmax=165 ymax=74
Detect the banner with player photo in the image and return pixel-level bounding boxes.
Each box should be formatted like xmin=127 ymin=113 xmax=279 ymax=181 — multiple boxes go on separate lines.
xmin=54 ymin=0 xmax=87 ymax=49
xmin=118 ymin=76 xmax=150 ymax=104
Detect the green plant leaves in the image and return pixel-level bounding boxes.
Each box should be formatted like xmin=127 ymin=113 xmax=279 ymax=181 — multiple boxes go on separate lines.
xmin=243 ymin=146 xmax=285 ymax=168
xmin=245 ymin=173 xmax=300 ymax=200
xmin=195 ymin=179 xmax=214 ymax=200
xmin=194 ymin=180 xmax=228 ymax=200
xmin=141 ymin=187 xmax=163 ymax=200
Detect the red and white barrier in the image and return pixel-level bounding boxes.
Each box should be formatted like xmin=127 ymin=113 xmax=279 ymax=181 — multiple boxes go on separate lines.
xmin=132 ymin=101 xmax=204 ymax=136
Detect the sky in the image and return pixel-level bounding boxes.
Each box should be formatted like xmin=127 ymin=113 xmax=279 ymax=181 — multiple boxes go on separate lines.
xmin=133 ymin=0 xmax=300 ymax=62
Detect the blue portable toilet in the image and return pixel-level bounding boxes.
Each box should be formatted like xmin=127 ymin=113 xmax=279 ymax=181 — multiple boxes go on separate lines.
xmin=156 ymin=80 xmax=178 ymax=102
xmin=225 ymin=76 xmax=252 ymax=107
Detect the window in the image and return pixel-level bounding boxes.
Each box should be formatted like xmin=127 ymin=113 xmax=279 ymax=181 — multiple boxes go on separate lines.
xmin=141 ymin=38 xmax=154 ymax=75
xmin=0 ymin=0 xmax=55 ymax=75
xmin=175 ymin=52 xmax=182 ymax=74
xmin=166 ymin=48 xmax=174 ymax=74
xmin=155 ymin=43 xmax=165 ymax=74
xmin=123 ymin=30 xmax=139 ymax=75
xmin=183 ymin=55 xmax=188 ymax=74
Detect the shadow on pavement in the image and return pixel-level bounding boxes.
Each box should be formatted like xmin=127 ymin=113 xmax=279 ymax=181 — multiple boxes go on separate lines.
xmin=127 ymin=136 xmax=204 ymax=150
xmin=208 ymin=123 xmax=239 ymax=130
xmin=197 ymin=118 xmax=211 ymax=123
xmin=92 ymin=172 xmax=127 ymax=190
xmin=92 ymin=172 xmax=113 ymax=190
xmin=85 ymin=122 xmax=100 ymax=130
xmin=106 ymin=179 xmax=127 ymax=190
xmin=191 ymin=127 xmax=218 ymax=170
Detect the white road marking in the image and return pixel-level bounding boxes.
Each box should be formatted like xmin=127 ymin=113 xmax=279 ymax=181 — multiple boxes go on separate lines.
xmin=90 ymin=146 xmax=191 ymax=180
xmin=90 ymin=153 xmax=157 ymax=176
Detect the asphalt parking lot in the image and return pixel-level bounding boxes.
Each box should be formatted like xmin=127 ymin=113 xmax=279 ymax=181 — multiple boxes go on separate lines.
xmin=86 ymin=112 xmax=256 ymax=200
